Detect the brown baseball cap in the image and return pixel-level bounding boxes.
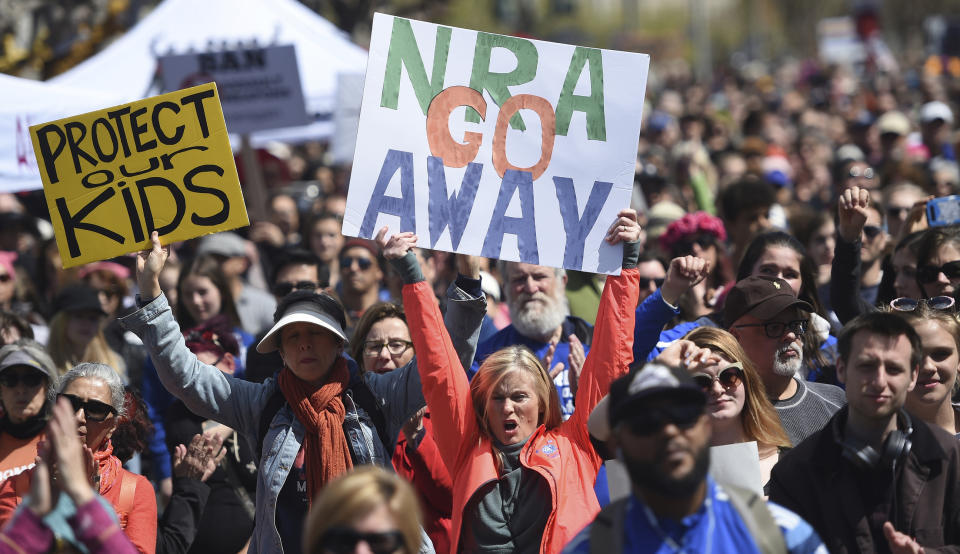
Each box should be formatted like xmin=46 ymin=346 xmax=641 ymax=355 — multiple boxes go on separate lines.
xmin=723 ymin=275 xmax=812 ymax=328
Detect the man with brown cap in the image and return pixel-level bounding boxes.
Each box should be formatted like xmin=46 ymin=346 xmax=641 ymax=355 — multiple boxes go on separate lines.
xmin=726 ymin=276 xmax=845 ymax=445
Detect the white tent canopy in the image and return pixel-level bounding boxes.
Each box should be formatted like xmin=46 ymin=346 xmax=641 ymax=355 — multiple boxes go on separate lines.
xmin=0 ymin=73 xmax=124 ymax=193
xmin=50 ymin=0 xmax=368 ymax=143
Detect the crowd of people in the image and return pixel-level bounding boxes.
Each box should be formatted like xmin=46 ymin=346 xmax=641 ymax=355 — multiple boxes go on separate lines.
xmin=0 ymin=49 xmax=957 ymax=553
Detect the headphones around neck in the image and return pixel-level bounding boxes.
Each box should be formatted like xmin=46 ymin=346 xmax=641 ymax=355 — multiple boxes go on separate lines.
xmin=833 ymin=406 xmax=913 ymax=471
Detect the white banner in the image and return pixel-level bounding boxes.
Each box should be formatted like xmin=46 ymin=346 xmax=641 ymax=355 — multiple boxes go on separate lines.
xmin=344 ymin=13 xmax=649 ymax=274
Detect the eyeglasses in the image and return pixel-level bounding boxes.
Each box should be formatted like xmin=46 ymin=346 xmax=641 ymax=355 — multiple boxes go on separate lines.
xmin=362 ymin=339 xmax=413 ymax=358
xmin=273 ymin=280 xmax=318 ymax=297
xmin=734 ymin=319 xmax=807 ymax=339
xmin=889 ymin=295 xmax=956 ymax=312
xmin=638 ymin=277 xmax=665 ymax=289
xmin=58 ymin=393 xmax=117 ymax=422
xmin=691 ymin=363 xmax=744 ymax=392
xmin=0 ymin=370 xmax=45 ymax=388
xmin=862 ymin=225 xmax=883 ymax=240
xmin=340 ymin=256 xmax=373 ymax=271
xmin=622 ymin=403 xmax=704 ymax=436
xmin=886 ymin=206 xmax=912 ymax=219
xmin=918 ymin=261 xmax=960 ymax=284
xmin=320 ymin=527 xmax=405 ymax=554
xmin=848 ymin=166 xmax=875 ymax=180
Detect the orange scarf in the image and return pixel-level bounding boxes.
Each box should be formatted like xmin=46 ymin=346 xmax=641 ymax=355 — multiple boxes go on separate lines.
xmin=94 ymin=439 xmax=123 ymax=494
xmin=278 ymin=357 xmax=353 ymax=504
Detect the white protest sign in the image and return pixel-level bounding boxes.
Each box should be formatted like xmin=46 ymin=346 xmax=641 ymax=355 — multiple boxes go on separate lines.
xmin=159 ymin=44 xmax=309 ymax=134
xmin=344 ymin=13 xmax=649 ymax=274
xmin=332 ymin=73 xmax=365 ymax=164
xmin=709 ymin=441 xmax=763 ymax=496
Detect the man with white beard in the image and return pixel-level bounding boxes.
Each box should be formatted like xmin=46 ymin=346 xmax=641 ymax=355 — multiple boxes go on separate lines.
xmin=469 ymin=262 xmax=592 ymax=418
xmin=726 ymin=276 xmax=846 ymax=446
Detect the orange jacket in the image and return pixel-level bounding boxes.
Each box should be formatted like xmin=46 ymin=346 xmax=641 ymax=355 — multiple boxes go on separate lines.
xmin=403 ymin=267 xmax=639 ymax=554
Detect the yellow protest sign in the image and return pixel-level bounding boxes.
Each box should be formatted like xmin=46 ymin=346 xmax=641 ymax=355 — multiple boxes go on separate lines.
xmin=30 ymin=82 xmax=248 ymax=268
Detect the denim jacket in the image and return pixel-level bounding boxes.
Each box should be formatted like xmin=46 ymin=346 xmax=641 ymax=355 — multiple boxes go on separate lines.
xmin=120 ymin=284 xmax=486 ymax=554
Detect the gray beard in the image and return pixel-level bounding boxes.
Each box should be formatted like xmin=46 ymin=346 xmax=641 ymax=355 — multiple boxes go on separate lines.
xmin=772 ymin=343 xmax=803 ymax=377
xmin=509 ymin=294 xmax=569 ymax=341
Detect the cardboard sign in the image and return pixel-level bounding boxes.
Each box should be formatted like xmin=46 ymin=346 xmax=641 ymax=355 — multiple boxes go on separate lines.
xmin=709 ymin=441 xmax=764 ymax=496
xmin=344 ymin=13 xmax=649 ymax=274
xmin=159 ymin=45 xmax=309 ymax=134
xmin=30 ymin=82 xmax=248 ymax=268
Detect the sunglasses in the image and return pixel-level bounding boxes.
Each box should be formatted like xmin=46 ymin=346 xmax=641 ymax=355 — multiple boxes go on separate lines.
xmin=848 ymin=166 xmax=875 ymax=180
xmin=58 ymin=393 xmax=117 ymax=422
xmin=340 ymin=256 xmax=373 ymax=271
xmin=862 ymin=225 xmax=883 ymax=240
xmin=734 ymin=319 xmax=807 ymax=339
xmin=692 ymin=363 xmax=744 ymax=392
xmin=622 ymin=402 xmax=704 ymax=436
xmin=273 ymin=280 xmax=319 ymax=297
xmin=320 ymin=527 xmax=405 ymax=554
xmin=889 ymin=295 xmax=956 ymax=312
xmin=638 ymin=277 xmax=665 ymax=289
xmin=675 ymin=235 xmax=715 ymax=254
xmin=886 ymin=206 xmax=912 ymax=219
xmin=0 ymin=370 xmax=45 ymax=388
xmin=0 ymin=274 xmax=10 ymax=283
xmin=917 ymin=261 xmax=960 ymax=284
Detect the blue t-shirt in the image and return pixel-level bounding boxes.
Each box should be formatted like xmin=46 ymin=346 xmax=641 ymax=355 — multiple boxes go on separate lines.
xmin=564 ymin=478 xmax=827 ymax=554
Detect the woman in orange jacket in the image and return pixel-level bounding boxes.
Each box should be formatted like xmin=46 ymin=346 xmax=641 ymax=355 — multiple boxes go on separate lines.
xmin=376 ymin=209 xmax=642 ymax=553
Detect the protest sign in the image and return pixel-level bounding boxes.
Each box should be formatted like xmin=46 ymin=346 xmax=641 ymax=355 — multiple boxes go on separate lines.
xmin=344 ymin=13 xmax=649 ymax=274
xmin=30 ymin=82 xmax=248 ymax=268
xmin=159 ymin=45 xmax=309 ymax=135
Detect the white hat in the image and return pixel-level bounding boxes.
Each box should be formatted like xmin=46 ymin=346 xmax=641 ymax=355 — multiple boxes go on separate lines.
xmin=921 ymin=101 xmax=954 ymax=125
xmin=256 ymin=300 xmax=347 ymax=353
xmin=479 ymin=271 xmax=501 ymax=302
xmin=877 ymin=111 xmax=911 ymax=136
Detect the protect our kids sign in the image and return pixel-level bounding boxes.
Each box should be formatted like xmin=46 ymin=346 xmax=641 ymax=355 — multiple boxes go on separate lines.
xmin=344 ymin=13 xmax=649 ymax=274
xmin=30 ymin=83 xmax=248 ymax=268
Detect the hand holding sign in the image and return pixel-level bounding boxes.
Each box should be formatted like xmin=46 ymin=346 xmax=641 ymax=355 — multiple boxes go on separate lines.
xmin=137 ymin=231 xmax=169 ymax=301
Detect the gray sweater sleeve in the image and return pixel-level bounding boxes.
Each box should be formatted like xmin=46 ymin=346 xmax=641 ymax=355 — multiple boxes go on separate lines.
xmin=364 ymin=276 xmax=487 ymax=446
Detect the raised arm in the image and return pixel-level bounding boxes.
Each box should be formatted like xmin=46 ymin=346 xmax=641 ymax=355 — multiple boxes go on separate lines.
xmin=830 ymin=186 xmax=875 ymax=324
xmin=380 ymin=228 xmax=477 ymax=469
xmin=633 ymin=256 xmax=709 ymax=362
xmin=564 ymin=210 xmax=642 ymax=449
xmin=120 ymin=232 xmax=269 ymax=437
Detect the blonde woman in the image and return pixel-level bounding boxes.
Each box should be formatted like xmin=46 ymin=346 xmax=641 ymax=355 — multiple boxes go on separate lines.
xmin=47 ymin=284 xmax=125 ymax=380
xmin=379 ymin=208 xmax=643 ymax=554
xmin=304 ymin=466 xmax=422 ymax=554
xmin=660 ymin=327 xmax=792 ymax=491
xmin=894 ymin=299 xmax=960 ymax=435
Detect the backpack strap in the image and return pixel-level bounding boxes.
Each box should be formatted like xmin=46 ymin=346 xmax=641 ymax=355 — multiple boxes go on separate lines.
xmin=589 ymin=497 xmax=627 ymax=554
xmin=117 ymin=472 xmax=137 ymax=530
xmin=723 ymin=483 xmax=788 ymax=554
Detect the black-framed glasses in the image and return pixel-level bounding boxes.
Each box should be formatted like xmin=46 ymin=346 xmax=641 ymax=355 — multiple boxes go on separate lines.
xmin=862 ymin=225 xmax=883 ymax=240
xmin=362 ymin=339 xmax=413 ymax=358
xmin=638 ymin=277 xmax=664 ymax=289
xmin=273 ymin=280 xmax=319 ymax=297
xmin=918 ymin=261 xmax=960 ymax=284
xmin=623 ymin=403 xmax=704 ymax=436
xmin=341 ymin=256 xmax=373 ymax=271
xmin=319 ymin=527 xmax=405 ymax=554
xmin=0 ymin=370 xmax=45 ymax=388
xmin=58 ymin=393 xmax=117 ymax=422
xmin=692 ymin=363 xmax=744 ymax=392
xmin=734 ymin=319 xmax=807 ymax=339
xmin=848 ymin=166 xmax=875 ymax=180
xmin=889 ymin=295 xmax=956 ymax=312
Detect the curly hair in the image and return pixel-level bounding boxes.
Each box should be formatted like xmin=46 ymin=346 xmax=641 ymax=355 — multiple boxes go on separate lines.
xmin=111 ymin=387 xmax=153 ymax=463
xmin=659 ymin=211 xmax=728 ymax=255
